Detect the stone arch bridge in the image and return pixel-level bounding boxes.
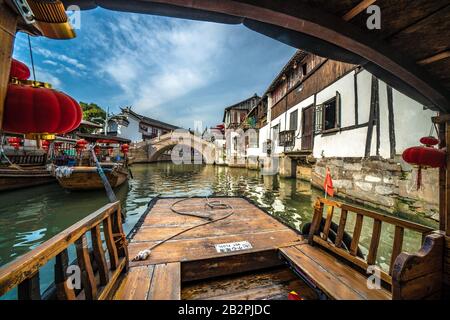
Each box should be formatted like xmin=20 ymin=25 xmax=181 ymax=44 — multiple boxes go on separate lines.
xmin=129 ymin=131 xmax=217 ymax=164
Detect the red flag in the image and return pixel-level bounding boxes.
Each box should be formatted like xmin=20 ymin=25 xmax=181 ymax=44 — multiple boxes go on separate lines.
xmin=288 ymin=291 xmax=303 ymax=300
xmin=324 ymin=167 xmax=334 ymax=197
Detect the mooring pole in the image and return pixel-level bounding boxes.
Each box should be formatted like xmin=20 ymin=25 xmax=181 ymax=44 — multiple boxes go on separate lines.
xmin=0 ymin=0 xmax=18 ymax=131
xmin=90 ymin=147 xmax=117 ymax=203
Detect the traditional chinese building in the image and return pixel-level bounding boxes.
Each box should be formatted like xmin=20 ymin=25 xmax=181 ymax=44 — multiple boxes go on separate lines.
xmin=107 ymin=107 xmax=179 ymax=143
xmin=228 ymin=50 xmax=438 ymax=221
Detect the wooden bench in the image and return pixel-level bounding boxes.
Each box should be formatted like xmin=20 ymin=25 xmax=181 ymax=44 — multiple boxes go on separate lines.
xmin=0 ymin=202 xmax=128 ymax=300
xmin=280 ymin=197 xmax=444 ymax=300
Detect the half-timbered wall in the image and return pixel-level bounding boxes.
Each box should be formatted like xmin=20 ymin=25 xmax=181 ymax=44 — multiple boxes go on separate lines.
xmin=313 ymin=69 xmax=435 ymax=159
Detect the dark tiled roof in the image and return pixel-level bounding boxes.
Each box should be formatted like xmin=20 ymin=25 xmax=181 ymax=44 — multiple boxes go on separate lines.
xmin=120 ymin=107 xmax=179 ymax=130
xmin=222 ymin=94 xmax=260 ymax=122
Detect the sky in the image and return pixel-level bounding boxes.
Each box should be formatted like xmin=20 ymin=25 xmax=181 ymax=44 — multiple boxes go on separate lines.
xmin=12 ymin=8 xmax=296 ymax=128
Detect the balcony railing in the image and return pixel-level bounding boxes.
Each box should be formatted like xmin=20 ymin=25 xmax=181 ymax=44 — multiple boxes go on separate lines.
xmin=279 ymin=130 xmax=296 ymax=147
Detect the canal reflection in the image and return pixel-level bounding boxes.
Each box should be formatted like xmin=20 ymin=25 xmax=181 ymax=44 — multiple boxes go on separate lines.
xmin=0 ymin=163 xmax=437 ymax=274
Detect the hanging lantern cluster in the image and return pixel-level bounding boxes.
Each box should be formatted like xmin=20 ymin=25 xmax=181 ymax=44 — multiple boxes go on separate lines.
xmin=7 ymin=137 xmax=22 ymax=150
xmin=42 ymin=140 xmax=50 ymax=152
xmin=402 ymin=136 xmax=446 ymax=190
xmin=2 ymin=59 xmax=82 ymax=135
xmin=94 ymin=145 xmax=101 ymax=156
xmin=54 ymin=142 xmax=62 ymax=152
xmin=75 ymin=139 xmax=88 ymax=155
xmin=121 ymin=144 xmax=129 ymax=156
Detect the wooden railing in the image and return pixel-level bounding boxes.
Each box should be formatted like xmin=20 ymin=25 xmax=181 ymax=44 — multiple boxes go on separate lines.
xmin=7 ymin=154 xmax=47 ymax=165
xmin=0 ymin=202 xmax=128 ymax=300
xmin=308 ymin=197 xmax=435 ymax=285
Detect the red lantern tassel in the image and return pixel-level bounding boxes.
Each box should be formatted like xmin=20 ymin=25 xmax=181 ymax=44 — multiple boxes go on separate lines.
xmin=416 ymin=166 xmax=422 ymax=191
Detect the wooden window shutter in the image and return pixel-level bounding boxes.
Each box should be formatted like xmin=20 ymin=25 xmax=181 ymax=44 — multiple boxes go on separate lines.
xmin=336 ymin=91 xmax=341 ymax=128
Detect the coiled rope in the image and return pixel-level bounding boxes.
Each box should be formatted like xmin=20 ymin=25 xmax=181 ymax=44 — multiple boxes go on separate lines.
xmin=133 ymin=196 xmax=234 ymax=261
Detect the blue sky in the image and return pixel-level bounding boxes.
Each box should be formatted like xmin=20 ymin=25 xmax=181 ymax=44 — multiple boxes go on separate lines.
xmin=13 ymin=8 xmax=296 ymax=128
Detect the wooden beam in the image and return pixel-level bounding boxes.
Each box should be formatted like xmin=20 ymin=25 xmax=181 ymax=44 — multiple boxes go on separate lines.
xmin=446 ymin=120 xmax=450 ymax=236
xmin=417 ymin=50 xmax=450 ymax=65
xmin=438 ymin=118 xmax=446 ymax=231
xmin=354 ymin=71 xmax=359 ymax=125
xmin=342 ymin=0 xmax=377 ymax=21
xmin=387 ymin=85 xmax=396 ymax=159
xmin=0 ymin=0 xmax=17 ymax=130
xmin=364 ymin=75 xmax=377 ymax=157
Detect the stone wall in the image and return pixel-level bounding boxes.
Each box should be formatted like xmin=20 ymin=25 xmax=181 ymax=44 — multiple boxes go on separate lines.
xmin=311 ymin=157 xmax=439 ymax=222
xmin=129 ymin=142 xmax=151 ymax=163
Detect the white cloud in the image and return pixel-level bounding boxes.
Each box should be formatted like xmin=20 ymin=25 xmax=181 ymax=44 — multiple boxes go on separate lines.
xmin=43 ymin=60 xmax=58 ymax=66
xmin=87 ymin=15 xmax=229 ymax=120
xmin=34 ymin=66 xmax=62 ymax=88
xmin=34 ymin=47 xmax=87 ymax=71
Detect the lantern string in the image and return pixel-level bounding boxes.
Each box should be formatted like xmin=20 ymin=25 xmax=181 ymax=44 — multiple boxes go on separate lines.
xmin=27 ymin=35 xmax=36 ymax=82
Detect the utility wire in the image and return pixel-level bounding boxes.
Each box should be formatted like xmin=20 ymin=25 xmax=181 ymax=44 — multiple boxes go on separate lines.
xmin=27 ymin=35 xmax=36 ymax=81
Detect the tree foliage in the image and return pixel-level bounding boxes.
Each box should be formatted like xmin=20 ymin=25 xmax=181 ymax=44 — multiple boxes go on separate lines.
xmin=79 ymin=102 xmax=107 ymax=133
xmin=80 ymin=102 xmax=106 ymax=122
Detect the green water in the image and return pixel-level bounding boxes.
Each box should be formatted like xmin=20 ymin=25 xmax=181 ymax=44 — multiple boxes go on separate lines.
xmin=0 ymin=163 xmax=436 ymax=298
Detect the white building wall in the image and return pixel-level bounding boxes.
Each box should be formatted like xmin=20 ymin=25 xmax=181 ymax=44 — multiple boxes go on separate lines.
xmin=117 ymin=117 xmax=142 ymax=142
xmin=312 ymin=69 xmax=435 ymax=158
xmin=258 ymin=124 xmax=270 ymax=152
xmin=391 ymin=88 xmax=436 ymax=153
xmin=228 ymin=70 xmax=435 ymax=165
xmin=289 ymin=95 xmax=315 ymax=151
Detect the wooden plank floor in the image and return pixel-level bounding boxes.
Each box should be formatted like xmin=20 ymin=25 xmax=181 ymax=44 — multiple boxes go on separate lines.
xmin=280 ymin=244 xmax=392 ymax=300
xmin=114 ymin=197 xmax=305 ymax=300
xmin=128 ymin=197 xmax=304 ymax=267
xmin=182 ymin=266 xmax=318 ymax=300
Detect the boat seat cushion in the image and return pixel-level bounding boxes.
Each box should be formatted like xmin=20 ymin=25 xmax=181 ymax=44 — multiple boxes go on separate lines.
xmin=279 ymin=244 xmax=392 ymax=300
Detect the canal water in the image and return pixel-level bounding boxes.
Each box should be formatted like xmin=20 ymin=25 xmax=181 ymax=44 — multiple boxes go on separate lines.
xmin=0 ymin=163 xmax=437 ymax=298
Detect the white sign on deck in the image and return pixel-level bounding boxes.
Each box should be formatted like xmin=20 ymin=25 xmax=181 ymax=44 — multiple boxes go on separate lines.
xmin=215 ymin=241 xmax=253 ymax=253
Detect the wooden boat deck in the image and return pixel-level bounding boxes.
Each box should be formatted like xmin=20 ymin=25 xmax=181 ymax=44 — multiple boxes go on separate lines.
xmin=115 ymin=197 xmax=309 ymax=300
xmin=127 ymin=197 xmax=304 ymax=267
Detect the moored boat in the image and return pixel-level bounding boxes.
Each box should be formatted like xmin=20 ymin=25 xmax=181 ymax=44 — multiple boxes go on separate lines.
xmin=0 ymin=166 xmax=55 ymax=192
xmin=52 ymin=134 xmax=131 ymax=191
xmin=54 ymin=163 xmax=129 ymax=190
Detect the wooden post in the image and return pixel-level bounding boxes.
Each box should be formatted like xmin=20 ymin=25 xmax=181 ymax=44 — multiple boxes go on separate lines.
xmin=438 ymin=119 xmax=446 ymax=231
xmin=0 ymin=0 xmax=17 ymax=130
xmin=445 ymin=120 xmax=450 ymax=293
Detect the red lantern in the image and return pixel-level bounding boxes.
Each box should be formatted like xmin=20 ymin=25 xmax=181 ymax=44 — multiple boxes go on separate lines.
xmin=419 ymin=136 xmax=439 ymax=147
xmin=121 ymin=143 xmax=129 ymax=155
xmin=3 ymin=83 xmax=82 ymax=134
xmin=402 ymin=136 xmax=446 ymax=190
xmin=42 ymin=140 xmax=50 ymax=151
xmin=75 ymin=139 xmax=88 ymax=155
xmin=7 ymin=137 xmax=22 ymax=150
xmin=10 ymin=59 xmax=30 ymax=80
xmin=402 ymin=147 xmax=446 ymax=169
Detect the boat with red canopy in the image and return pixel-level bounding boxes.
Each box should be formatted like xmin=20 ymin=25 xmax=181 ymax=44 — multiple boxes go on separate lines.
xmin=52 ymin=134 xmax=131 ymax=190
